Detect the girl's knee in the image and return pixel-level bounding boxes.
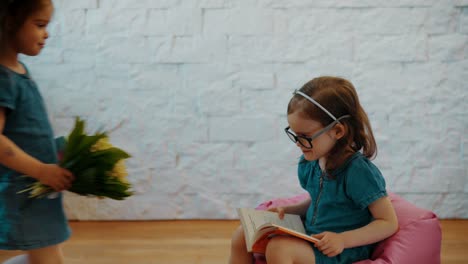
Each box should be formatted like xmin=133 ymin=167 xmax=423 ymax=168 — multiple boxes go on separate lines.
xmin=229 ymin=225 xmax=254 ymax=264
xmin=265 ymin=237 xmax=316 ymax=264
xmin=231 ymin=225 xmax=246 ymax=250
xmin=265 ymin=236 xmax=288 ymax=257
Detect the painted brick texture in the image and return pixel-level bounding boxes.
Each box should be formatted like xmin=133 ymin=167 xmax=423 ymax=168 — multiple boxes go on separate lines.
xmin=22 ymin=0 xmax=467 ymax=219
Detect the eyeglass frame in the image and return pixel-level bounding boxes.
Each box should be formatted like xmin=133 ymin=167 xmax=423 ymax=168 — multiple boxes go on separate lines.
xmin=285 ymin=115 xmax=351 ymax=149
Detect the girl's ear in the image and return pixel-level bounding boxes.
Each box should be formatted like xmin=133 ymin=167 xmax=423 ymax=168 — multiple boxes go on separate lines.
xmin=333 ymin=123 xmax=346 ymax=140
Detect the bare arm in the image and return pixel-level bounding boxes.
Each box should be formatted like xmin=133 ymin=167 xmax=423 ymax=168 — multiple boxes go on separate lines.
xmin=341 ymin=196 xmax=399 ymax=248
xmin=284 ymin=196 xmax=311 ymax=217
xmin=0 ymin=108 xmax=43 ymax=177
xmin=0 ymin=107 xmax=73 ymax=191
xmin=314 ymin=196 xmax=398 ymax=257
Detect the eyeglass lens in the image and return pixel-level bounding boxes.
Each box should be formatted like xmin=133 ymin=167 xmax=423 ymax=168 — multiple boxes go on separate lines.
xmin=286 ymin=129 xmax=313 ymax=149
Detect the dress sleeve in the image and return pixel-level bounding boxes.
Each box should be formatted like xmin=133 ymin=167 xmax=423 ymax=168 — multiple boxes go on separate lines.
xmin=0 ymin=74 xmax=17 ymax=110
xmin=297 ymin=155 xmax=315 ymax=190
xmin=344 ymin=158 xmax=387 ymax=209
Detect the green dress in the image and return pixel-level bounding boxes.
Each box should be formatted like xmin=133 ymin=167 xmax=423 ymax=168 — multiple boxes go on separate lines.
xmin=298 ymin=152 xmax=387 ymax=264
xmin=0 ymin=63 xmax=70 ymax=250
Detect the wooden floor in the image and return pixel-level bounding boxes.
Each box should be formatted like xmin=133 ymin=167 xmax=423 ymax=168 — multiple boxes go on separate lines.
xmin=0 ymin=220 xmax=467 ymax=264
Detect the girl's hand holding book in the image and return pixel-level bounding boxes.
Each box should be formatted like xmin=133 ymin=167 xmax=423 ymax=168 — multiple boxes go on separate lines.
xmin=314 ymin=231 xmax=345 ymax=257
xmin=35 ymin=164 xmax=74 ymax=192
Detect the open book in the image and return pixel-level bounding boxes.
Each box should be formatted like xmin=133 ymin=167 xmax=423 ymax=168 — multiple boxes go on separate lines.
xmin=237 ymin=208 xmax=319 ymax=253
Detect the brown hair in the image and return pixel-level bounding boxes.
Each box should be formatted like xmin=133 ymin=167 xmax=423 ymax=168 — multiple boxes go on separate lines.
xmin=0 ymin=0 xmax=52 ymax=49
xmin=287 ymin=76 xmax=377 ymax=172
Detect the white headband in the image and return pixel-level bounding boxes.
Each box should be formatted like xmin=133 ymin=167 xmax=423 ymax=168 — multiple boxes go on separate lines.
xmin=293 ymin=89 xmax=339 ymax=121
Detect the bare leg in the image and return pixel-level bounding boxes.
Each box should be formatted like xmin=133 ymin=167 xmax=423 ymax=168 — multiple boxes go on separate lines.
xmin=229 ymin=225 xmax=254 ymax=264
xmin=27 ymin=244 xmax=64 ymax=264
xmin=265 ymin=236 xmax=316 ymax=264
xmin=2 ymin=254 xmax=29 ymax=264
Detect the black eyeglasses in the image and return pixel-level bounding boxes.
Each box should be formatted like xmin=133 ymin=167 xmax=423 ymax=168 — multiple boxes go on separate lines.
xmin=285 ymin=115 xmax=351 ymax=149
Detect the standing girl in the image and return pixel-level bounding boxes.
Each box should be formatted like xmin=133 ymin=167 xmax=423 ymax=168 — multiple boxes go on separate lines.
xmin=229 ymin=76 xmax=398 ymax=264
xmin=0 ymin=0 xmax=74 ymax=263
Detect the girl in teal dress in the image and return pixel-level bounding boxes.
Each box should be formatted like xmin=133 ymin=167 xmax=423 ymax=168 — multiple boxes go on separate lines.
xmin=0 ymin=0 xmax=74 ymax=263
xmin=230 ymin=76 xmax=399 ymax=264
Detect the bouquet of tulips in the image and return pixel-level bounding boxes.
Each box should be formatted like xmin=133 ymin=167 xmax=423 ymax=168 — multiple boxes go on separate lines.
xmin=20 ymin=118 xmax=132 ymax=200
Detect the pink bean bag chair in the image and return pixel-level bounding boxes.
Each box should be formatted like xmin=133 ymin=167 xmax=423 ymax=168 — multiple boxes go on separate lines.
xmin=254 ymin=192 xmax=441 ymax=264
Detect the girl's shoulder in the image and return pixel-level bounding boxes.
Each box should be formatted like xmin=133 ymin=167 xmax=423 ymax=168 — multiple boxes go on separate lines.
xmin=0 ymin=62 xmax=33 ymax=109
xmin=0 ymin=62 xmax=33 ymax=89
xmin=337 ymin=152 xmax=385 ymax=190
xmin=335 ymin=152 xmax=380 ymax=175
xmin=339 ymin=153 xmax=387 ymax=209
xmin=0 ymin=61 xmax=30 ymax=79
xmin=0 ymin=65 xmax=15 ymax=90
xmin=350 ymin=153 xmax=381 ymax=174
xmin=0 ymin=64 xmax=12 ymax=78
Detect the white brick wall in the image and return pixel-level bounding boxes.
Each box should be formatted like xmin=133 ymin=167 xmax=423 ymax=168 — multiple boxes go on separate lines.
xmin=21 ymin=0 xmax=467 ymax=219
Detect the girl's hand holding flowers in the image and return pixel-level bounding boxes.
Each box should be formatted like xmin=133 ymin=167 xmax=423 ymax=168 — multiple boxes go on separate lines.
xmin=35 ymin=164 xmax=74 ymax=192
xmin=20 ymin=117 xmax=132 ymax=200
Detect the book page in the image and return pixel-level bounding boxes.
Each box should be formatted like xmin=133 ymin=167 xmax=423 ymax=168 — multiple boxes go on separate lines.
xmin=237 ymin=208 xmax=306 ymax=250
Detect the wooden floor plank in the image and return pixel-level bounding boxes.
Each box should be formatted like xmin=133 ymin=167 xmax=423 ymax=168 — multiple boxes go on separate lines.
xmin=0 ymin=220 xmax=466 ymax=263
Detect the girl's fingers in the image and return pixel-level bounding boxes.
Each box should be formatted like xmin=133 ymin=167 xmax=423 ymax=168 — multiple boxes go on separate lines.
xmin=314 ymin=234 xmax=327 ymax=246
xmin=313 ymin=233 xmax=325 ymax=240
xmin=57 ymin=181 xmax=65 ymax=191
xmin=52 ymin=184 xmax=61 ymax=192
xmin=67 ymin=170 xmax=75 ymax=181
xmin=62 ymin=169 xmax=74 ymax=181
xmin=60 ymin=178 xmax=70 ymax=190
xmin=318 ymin=242 xmax=330 ymax=251
xmin=278 ymin=208 xmax=285 ymax=219
xmin=267 ymin=207 xmax=285 ymax=219
xmin=322 ymin=247 xmax=334 ymax=256
xmin=63 ymin=173 xmax=73 ymax=185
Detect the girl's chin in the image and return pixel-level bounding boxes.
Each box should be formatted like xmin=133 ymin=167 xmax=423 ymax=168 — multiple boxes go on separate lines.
xmin=302 ymin=152 xmax=317 ymax=161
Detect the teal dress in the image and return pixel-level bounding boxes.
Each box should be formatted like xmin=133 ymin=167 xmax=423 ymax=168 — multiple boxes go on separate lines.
xmin=298 ymin=152 xmax=387 ymax=264
xmin=0 ymin=64 xmax=70 ymax=250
